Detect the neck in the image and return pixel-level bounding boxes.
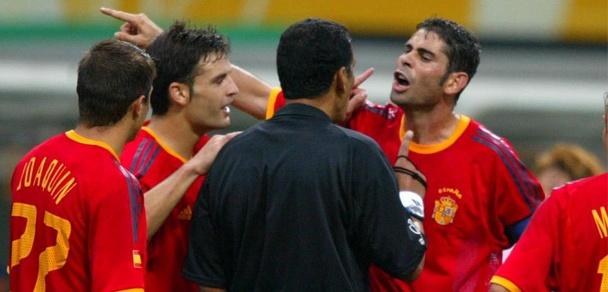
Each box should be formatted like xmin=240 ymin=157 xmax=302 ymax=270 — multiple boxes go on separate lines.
xmin=147 ymin=114 xmax=202 ymax=159
xmin=74 ymin=123 xmax=130 ymax=157
xmin=402 ymin=102 xmax=460 ymax=145
xmin=285 ymin=93 xmax=340 ymax=122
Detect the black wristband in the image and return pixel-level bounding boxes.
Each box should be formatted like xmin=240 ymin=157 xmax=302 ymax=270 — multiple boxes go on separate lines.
xmin=393 ymin=166 xmax=427 ymax=190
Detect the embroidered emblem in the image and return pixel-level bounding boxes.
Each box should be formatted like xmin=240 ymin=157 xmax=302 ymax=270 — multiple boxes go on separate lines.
xmin=432 ymin=196 xmax=458 ymax=225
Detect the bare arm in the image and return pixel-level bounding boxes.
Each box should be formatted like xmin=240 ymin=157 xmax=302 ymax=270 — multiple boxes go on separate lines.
xmin=230 ymin=65 xmax=274 ymax=119
xmin=99 ymin=7 xmax=373 ymax=120
xmin=144 ymin=132 xmax=239 ymax=239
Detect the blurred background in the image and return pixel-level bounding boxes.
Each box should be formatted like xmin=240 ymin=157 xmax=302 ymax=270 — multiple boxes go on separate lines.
xmin=0 ymin=0 xmax=606 ymax=287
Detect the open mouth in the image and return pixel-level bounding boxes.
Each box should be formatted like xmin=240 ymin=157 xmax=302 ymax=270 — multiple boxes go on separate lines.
xmin=392 ymin=70 xmax=411 ymax=93
xmin=394 ymin=71 xmax=410 ymax=86
xmin=222 ymin=105 xmax=231 ymax=114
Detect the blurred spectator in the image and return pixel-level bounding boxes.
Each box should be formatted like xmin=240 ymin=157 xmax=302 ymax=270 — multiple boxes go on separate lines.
xmin=534 ymin=143 xmax=604 ymax=195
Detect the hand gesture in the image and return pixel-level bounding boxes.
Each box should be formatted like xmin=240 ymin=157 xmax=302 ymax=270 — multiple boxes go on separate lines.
xmin=394 ymin=131 xmax=427 ymax=197
xmin=99 ymin=7 xmax=163 ymax=48
xmin=345 ymin=67 xmax=374 ymax=120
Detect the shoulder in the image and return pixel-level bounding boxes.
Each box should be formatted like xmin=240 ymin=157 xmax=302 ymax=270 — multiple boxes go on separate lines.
xmin=552 ymin=173 xmax=608 ymax=199
xmin=466 ymin=119 xmax=519 ymax=159
xmin=351 ymin=100 xmax=403 ymax=121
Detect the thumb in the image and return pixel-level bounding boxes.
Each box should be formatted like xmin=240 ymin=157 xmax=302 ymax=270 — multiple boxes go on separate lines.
xmin=398 ymin=130 xmax=414 ymax=157
xmin=114 ymin=31 xmax=141 ymax=46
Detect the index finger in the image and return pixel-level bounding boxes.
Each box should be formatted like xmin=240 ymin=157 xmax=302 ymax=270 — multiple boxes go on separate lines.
xmin=353 ymin=67 xmax=374 ymax=89
xmin=100 ymin=7 xmax=138 ymax=23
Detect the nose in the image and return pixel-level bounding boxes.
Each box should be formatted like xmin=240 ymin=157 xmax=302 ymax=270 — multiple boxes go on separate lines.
xmin=398 ymin=51 xmax=412 ymax=68
xmin=226 ymin=75 xmax=239 ymax=98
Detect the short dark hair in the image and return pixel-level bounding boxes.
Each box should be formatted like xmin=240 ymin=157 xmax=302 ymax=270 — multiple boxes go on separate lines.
xmin=77 ymin=39 xmax=155 ymax=127
xmin=146 ymin=21 xmax=230 ymax=115
xmin=417 ymin=18 xmax=481 ymax=101
xmin=277 ymin=18 xmax=353 ymax=99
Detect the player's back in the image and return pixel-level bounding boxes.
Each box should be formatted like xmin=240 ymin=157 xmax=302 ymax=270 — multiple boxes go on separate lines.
xmin=9 ymin=131 xmax=146 ymax=291
xmin=555 ymin=173 xmax=608 ymax=291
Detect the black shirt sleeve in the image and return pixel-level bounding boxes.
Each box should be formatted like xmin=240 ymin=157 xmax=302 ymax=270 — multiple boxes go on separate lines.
xmin=352 ymin=139 xmax=426 ymax=280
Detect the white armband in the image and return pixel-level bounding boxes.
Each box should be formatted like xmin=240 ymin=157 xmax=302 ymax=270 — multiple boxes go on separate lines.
xmin=399 ymin=191 xmax=424 ymax=220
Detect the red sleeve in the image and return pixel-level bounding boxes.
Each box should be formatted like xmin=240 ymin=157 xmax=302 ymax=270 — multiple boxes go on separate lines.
xmin=491 ymin=194 xmax=561 ymax=291
xmin=492 ymin=138 xmax=544 ymax=227
xmin=88 ymin=168 xmax=146 ymax=292
xmin=265 ymin=88 xmax=285 ymax=119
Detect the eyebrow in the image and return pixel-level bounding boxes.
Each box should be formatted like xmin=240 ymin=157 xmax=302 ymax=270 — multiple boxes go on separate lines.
xmin=405 ymin=43 xmax=436 ymax=58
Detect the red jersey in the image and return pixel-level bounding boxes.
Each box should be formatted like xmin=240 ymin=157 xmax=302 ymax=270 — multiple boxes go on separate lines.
xmin=269 ymin=95 xmax=544 ymax=291
xmin=9 ymin=130 xmax=146 ymax=292
xmin=492 ymin=173 xmax=608 ymax=292
xmin=121 ymin=126 xmax=208 ymax=292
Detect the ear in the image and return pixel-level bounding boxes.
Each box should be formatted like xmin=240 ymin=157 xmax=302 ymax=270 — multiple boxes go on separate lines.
xmin=334 ymin=66 xmax=351 ymax=97
xmin=168 ymin=82 xmax=191 ymax=106
xmin=443 ymin=72 xmax=469 ymax=96
xmin=130 ymin=95 xmax=148 ymax=120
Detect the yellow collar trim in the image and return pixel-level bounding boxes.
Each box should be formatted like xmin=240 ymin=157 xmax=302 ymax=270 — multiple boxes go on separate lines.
xmin=141 ymin=127 xmax=187 ymax=163
xmin=65 ymin=130 xmax=119 ymax=160
xmin=399 ymin=115 xmax=471 ymax=154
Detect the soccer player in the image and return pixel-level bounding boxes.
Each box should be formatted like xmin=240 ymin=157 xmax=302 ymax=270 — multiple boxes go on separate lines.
xmin=489 ymin=97 xmax=608 ymax=292
xmin=9 ymin=39 xmax=155 ymax=291
xmin=183 ymin=18 xmax=427 ymax=291
xmin=115 ymin=21 xmax=240 ymax=292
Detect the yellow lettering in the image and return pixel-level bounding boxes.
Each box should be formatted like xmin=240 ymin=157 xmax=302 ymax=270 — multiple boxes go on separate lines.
xmin=592 ymin=207 xmax=608 ymax=239
xmin=46 ymin=164 xmax=65 ymax=193
xmin=16 ymin=163 xmax=28 ymax=191
xmin=32 ymin=157 xmax=46 ymax=188
xmin=52 ymin=178 xmax=77 ymax=205
xmin=41 ymin=159 xmax=58 ymax=189
xmin=23 ymin=157 xmax=36 ymax=187
xmin=50 ymin=171 xmax=71 ymax=198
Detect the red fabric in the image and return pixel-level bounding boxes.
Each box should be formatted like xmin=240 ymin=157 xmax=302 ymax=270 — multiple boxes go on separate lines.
xmin=494 ymin=173 xmax=608 ymax=292
xmin=10 ymin=131 xmax=146 ymax=292
xmin=121 ymin=129 xmax=208 ymax=292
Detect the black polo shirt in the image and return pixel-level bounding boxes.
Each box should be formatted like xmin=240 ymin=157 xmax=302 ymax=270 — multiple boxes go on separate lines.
xmin=184 ymin=103 xmax=425 ymax=291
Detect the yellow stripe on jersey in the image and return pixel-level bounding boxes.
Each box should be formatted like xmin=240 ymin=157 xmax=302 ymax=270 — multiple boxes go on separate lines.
xmin=265 ymin=87 xmax=282 ymax=120
xmin=400 ymin=115 xmax=471 ymax=154
xmin=116 ymin=289 xmax=144 ymax=292
xmin=65 ymin=130 xmax=119 ymax=160
xmin=490 ymin=275 xmax=522 ymax=292
xmin=141 ymin=127 xmax=187 ymax=163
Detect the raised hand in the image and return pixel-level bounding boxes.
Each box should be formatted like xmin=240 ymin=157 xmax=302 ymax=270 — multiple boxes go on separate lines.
xmin=394 ymin=130 xmax=427 ymax=197
xmin=99 ymin=7 xmax=163 ymax=48
xmin=345 ymin=67 xmax=374 ymax=120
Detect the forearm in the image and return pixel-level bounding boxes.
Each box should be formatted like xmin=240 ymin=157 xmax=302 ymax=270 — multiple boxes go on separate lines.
xmin=230 ymin=65 xmax=273 ymax=119
xmin=144 ymin=163 xmax=199 ymax=239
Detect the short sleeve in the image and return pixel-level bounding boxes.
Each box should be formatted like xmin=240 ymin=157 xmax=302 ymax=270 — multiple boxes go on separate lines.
xmin=88 ymin=171 xmax=146 ymax=292
xmin=491 ymin=193 xmax=561 ymax=291
xmin=352 ymin=140 xmax=426 ymax=280
xmin=182 ymin=171 xmax=225 ymax=288
xmin=493 ymin=139 xmax=544 ymax=233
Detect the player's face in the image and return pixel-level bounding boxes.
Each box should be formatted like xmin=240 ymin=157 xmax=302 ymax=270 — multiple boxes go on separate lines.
xmin=185 ymin=55 xmax=238 ymax=134
xmin=390 ymin=29 xmax=451 ymax=108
